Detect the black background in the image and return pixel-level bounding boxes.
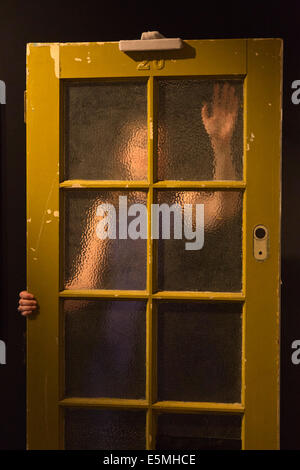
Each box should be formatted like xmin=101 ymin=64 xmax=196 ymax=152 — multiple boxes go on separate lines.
xmin=0 ymin=0 xmax=299 ymax=450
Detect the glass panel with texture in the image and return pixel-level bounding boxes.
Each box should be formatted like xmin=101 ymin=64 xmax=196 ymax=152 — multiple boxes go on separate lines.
xmin=65 ymin=408 xmax=146 ymax=450
xmin=157 ymin=302 xmax=242 ymax=403
xmin=63 ymin=190 xmax=147 ymax=290
xmin=64 ymin=81 xmax=148 ymax=181
xmin=64 ymin=299 xmax=146 ymax=398
xmin=156 ymin=413 xmax=242 ymax=450
xmin=156 ymin=190 xmax=243 ymax=292
xmin=157 ymin=79 xmax=243 ymax=181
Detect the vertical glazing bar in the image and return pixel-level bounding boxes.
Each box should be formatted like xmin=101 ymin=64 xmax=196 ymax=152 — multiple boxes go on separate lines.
xmin=146 ymin=75 xmax=154 ymax=449
xmin=146 ymin=298 xmax=153 ymax=449
xmin=147 ymin=187 xmax=153 ymax=296
xmin=146 ymin=300 xmax=158 ymax=450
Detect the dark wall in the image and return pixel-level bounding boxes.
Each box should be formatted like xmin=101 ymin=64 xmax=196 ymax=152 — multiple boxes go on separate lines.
xmin=0 ymin=0 xmax=299 ymax=450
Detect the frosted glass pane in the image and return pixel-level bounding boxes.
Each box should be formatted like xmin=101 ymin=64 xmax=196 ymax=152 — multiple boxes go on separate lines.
xmin=64 ymin=300 xmax=146 ymax=398
xmin=63 ymin=190 xmax=147 ymax=290
xmin=64 ymin=81 xmax=148 ymax=180
xmin=157 ymin=302 xmax=242 ymax=403
xmin=157 ymin=190 xmax=243 ymax=292
xmin=156 ymin=413 xmax=241 ymax=450
xmin=65 ymin=408 xmax=146 ymax=450
xmin=157 ymin=79 xmax=243 ymax=181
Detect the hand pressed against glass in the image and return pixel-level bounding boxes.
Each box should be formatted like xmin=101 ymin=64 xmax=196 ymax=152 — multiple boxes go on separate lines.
xmin=201 ymin=82 xmax=239 ymax=144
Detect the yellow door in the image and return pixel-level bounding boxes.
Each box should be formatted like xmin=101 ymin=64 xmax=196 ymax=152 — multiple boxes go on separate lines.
xmin=26 ymin=38 xmax=282 ymax=450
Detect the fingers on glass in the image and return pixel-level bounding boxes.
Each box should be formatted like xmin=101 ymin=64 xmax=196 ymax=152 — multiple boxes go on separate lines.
xmin=201 ymin=102 xmax=209 ymax=122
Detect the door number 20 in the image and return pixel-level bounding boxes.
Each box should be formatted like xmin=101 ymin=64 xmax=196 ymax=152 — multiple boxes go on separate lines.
xmin=137 ymin=60 xmax=165 ymax=71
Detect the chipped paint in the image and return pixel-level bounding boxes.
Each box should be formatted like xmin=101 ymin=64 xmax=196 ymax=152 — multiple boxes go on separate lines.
xmin=47 ymin=209 xmax=52 ymax=214
xmin=33 ymin=257 xmax=38 ymax=261
xmin=61 ymin=41 xmax=117 ymax=46
xmin=61 ymin=42 xmax=91 ymax=46
xmin=46 ymin=220 xmax=52 ymax=224
xmin=34 ymin=173 xmax=57 ymax=253
xmin=30 ymin=248 xmax=36 ymax=252
xmin=149 ymin=118 xmax=153 ymax=140
xmin=53 ymin=211 xmax=59 ymax=218
xmin=71 ymin=183 xmax=82 ymax=188
xmin=74 ymin=57 xmax=82 ymax=62
xmin=27 ymin=218 xmax=32 ymax=223
xmin=26 ymin=44 xmax=31 ymax=56
xmin=50 ymin=44 xmax=59 ymax=78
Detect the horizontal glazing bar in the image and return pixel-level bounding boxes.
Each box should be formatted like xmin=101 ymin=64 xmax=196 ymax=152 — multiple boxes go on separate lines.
xmin=152 ymin=291 xmax=245 ymax=301
xmin=153 ymin=181 xmax=246 ymax=189
xmin=59 ymin=290 xmax=149 ymax=299
xmin=152 ymin=401 xmax=245 ymax=414
xmin=60 ymin=180 xmax=149 ymax=189
xmin=60 ymin=180 xmax=246 ymax=189
xmin=59 ymin=290 xmax=245 ymax=301
xmin=59 ymin=398 xmax=244 ymax=413
xmin=59 ymin=398 xmax=149 ymax=409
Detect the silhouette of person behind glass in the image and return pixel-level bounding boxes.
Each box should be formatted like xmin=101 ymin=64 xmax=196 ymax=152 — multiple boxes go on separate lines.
xmin=18 ymin=81 xmax=242 ymax=402
xmin=19 ymin=83 xmax=241 ymax=312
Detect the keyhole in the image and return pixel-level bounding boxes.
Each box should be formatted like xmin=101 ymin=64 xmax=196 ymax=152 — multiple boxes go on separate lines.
xmin=255 ymin=227 xmax=266 ymax=239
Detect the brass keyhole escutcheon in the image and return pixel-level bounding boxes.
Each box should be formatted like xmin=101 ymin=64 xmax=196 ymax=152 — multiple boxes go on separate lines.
xmin=253 ymin=225 xmax=269 ymax=261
